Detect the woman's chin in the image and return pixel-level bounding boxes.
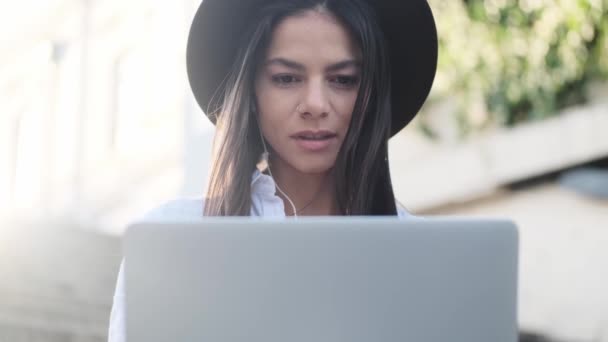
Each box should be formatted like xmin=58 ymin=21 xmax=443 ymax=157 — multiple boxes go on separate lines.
xmin=290 ymin=159 xmax=335 ymax=176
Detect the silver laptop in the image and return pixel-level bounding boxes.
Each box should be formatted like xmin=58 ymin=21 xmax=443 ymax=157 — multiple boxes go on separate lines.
xmin=124 ymin=217 xmax=518 ymax=342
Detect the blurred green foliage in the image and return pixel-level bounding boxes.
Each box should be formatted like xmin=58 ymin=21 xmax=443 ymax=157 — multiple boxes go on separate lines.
xmin=422 ymin=0 xmax=608 ymax=138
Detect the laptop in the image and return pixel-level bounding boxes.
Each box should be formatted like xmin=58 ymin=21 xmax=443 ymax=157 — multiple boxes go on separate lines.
xmin=124 ymin=217 xmax=518 ymax=342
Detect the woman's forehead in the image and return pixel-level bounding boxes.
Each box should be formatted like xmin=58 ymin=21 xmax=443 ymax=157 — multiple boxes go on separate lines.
xmin=264 ymin=9 xmax=361 ymax=68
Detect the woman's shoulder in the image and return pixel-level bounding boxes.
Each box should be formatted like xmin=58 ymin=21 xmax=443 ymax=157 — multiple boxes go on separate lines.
xmin=138 ymin=197 xmax=206 ymax=221
xmin=135 ymin=197 xmax=418 ymax=220
xmin=395 ymin=199 xmax=423 ymax=219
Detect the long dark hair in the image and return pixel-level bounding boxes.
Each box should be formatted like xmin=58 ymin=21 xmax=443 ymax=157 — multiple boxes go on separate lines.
xmin=204 ymin=0 xmax=397 ymax=216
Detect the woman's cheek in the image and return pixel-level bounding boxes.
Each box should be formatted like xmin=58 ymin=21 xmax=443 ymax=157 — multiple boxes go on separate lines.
xmin=336 ymin=100 xmax=356 ymax=134
xmin=260 ymin=113 xmax=286 ymax=152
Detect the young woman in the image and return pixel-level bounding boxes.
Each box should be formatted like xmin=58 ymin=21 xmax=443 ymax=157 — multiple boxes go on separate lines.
xmin=108 ymin=0 xmax=437 ymax=340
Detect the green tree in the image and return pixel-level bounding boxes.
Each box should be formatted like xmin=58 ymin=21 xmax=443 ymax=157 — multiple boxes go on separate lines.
xmin=421 ymin=0 xmax=608 ymax=139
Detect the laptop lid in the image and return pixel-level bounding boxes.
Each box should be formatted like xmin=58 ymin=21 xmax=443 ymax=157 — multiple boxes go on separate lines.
xmin=125 ymin=217 xmax=518 ymax=342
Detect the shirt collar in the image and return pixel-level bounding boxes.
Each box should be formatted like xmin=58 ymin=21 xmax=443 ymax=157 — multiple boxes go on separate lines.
xmin=249 ymin=168 xmax=410 ymax=218
xmin=250 ymin=168 xmax=285 ymax=217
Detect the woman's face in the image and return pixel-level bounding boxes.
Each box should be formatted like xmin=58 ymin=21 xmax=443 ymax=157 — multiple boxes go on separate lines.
xmin=254 ymin=9 xmax=361 ymax=175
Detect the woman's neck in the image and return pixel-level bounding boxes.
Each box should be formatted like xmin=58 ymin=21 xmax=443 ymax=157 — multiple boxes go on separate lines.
xmin=266 ymin=157 xmax=339 ymax=216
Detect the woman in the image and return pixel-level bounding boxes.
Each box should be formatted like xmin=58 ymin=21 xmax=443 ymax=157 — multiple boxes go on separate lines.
xmin=108 ymin=0 xmax=437 ymax=340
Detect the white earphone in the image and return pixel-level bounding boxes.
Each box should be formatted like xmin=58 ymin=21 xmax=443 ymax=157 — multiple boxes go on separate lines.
xmin=257 ymin=118 xmax=300 ymax=218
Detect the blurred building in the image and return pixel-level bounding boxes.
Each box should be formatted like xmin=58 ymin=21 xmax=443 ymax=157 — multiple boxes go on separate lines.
xmin=0 ymin=0 xmax=213 ymax=228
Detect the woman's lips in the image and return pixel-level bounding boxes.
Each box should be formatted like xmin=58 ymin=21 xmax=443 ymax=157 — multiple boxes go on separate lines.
xmin=292 ymin=135 xmax=337 ymax=151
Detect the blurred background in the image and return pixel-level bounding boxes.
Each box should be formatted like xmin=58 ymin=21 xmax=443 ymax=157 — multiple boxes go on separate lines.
xmin=0 ymin=0 xmax=606 ymax=341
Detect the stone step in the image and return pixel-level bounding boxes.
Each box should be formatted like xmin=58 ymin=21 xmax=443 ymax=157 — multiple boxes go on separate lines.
xmin=0 ymin=219 xmax=122 ymax=341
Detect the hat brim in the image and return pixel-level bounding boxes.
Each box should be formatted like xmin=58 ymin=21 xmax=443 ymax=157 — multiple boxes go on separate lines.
xmin=186 ymin=0 xmax=438 ymax=137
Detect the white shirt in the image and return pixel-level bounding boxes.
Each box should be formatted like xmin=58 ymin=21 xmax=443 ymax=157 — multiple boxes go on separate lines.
xmin=107 ymin=169 xmax=413 ymax=342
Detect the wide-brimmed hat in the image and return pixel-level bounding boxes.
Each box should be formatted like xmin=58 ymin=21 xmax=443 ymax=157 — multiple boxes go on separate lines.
xmin=186 ymin=0 xmax=437 ymax=137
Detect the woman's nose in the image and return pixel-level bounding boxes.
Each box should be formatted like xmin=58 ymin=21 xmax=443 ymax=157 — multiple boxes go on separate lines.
xmin=299 ymin=78 xmax=329 ymax=119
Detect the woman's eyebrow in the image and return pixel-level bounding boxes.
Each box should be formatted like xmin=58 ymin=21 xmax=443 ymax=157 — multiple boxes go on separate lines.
xmin=325 ymin=60 xmax=360 ymax=72
xmin=265 ymin=58 xmax=306 ymax=71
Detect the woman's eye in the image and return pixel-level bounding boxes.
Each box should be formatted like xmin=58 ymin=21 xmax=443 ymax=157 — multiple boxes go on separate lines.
xmin=330 ymin=75 xmax=359 ymax=88
xmin=271 ymin=75 xmax=300 ymax=86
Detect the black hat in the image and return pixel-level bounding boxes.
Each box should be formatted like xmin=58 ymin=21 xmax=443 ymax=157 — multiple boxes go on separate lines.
xmin=186 ymin=0 xmax=437 ymax=137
